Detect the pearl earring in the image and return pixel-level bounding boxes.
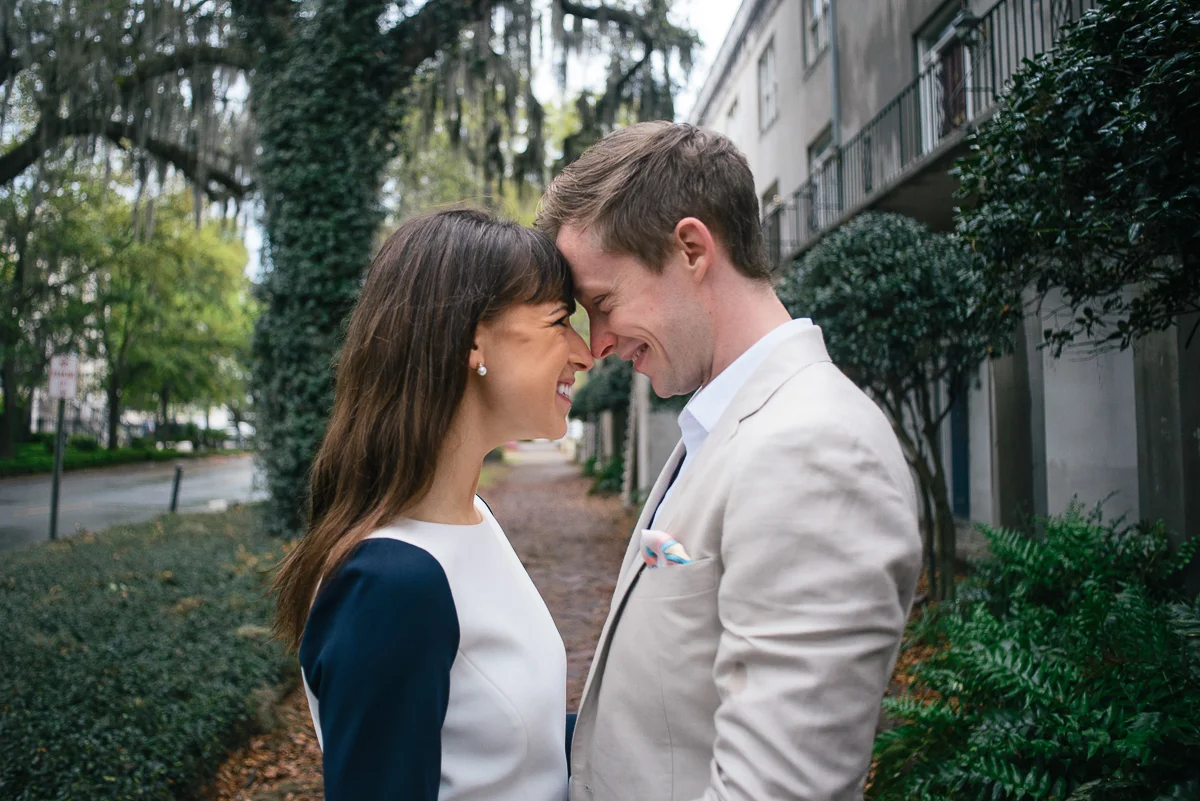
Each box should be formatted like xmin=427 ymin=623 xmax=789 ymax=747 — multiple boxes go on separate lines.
xmin=476 ymin=363 xmax=488 ymax=377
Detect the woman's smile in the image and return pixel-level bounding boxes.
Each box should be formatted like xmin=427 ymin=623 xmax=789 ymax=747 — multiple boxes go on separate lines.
xmin=556 ymin=381 xmax=575 ymax=407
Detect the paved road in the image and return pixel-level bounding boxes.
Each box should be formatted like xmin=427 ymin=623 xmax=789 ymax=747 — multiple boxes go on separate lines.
xmin=0 ymin=454 xmax=266 ymax=551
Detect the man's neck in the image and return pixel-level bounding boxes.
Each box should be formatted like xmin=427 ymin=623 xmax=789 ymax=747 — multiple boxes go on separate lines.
xmin=705 ymin=286 xmax=793 ymax=386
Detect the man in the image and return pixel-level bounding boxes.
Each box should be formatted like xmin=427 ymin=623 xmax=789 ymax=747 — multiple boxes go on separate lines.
xmin=536 ymin=121 xmax=923 ymax=801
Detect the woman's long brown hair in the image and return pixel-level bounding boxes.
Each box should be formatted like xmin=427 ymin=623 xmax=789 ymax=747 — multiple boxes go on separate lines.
xmin=273 ymin=207 xmax=574 ymax=650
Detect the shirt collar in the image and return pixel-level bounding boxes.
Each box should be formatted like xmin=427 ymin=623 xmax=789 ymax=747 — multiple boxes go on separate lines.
xmin=678 ymin=318 xmax=813 ymax=451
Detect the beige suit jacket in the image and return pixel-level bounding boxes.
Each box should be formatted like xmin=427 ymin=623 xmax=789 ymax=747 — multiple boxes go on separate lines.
xmin=568 ymin=324 xmax=922 ymax=801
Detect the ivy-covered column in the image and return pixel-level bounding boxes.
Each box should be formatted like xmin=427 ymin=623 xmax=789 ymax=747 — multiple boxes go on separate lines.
xmin=244 ymin=0 xmax=394 ymax=536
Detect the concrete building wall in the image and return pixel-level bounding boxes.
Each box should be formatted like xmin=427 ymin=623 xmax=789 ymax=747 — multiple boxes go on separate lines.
xmin=694 ymin=0 xmax=832 ymax=203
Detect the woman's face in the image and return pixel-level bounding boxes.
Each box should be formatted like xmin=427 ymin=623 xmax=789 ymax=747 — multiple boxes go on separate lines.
xmin=473 ymin=300 xmax=594 ymax=441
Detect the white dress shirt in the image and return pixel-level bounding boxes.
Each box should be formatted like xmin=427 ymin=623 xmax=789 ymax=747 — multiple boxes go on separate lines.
xmin=651 ymin=316 xmax=813 ymax=527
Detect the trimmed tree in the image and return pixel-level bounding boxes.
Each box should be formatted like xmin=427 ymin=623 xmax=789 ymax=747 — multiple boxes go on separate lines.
xmin=779 ymin=212 xmax=1018 ymax=600
xmin=955 ymin=0 xmax=1200 ymax=354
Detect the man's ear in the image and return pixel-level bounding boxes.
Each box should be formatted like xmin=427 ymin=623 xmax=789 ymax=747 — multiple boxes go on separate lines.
xmin=673 ymin=217 xmax=715 ymax=284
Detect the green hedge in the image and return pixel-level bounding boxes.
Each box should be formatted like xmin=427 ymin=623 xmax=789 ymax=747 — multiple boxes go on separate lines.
xmin=0 ymin=506 xmax=293 ymax=800
xmin=871 ymin=507 xmax=1200 ymax=800
xmin=0 ymin=444 xmax=232 ymax=478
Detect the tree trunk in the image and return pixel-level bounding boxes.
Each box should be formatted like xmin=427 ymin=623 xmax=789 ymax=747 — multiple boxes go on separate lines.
xmin=919 ymin=479 xmax=938 ymax=600
xmin=932 ymin=482 xmax=958 ymax=602
xmin=926 ymin=441 xmax=958 ymax=602
xmin=0 ymin=355 xmax=18 ymax=459
xmin=20 ymin=387 xmax=34 ymax=442
xmin=106 ymin=380 xmax=122 ymax=451
xmin=245 ymin=1 xmax=398 ymax=536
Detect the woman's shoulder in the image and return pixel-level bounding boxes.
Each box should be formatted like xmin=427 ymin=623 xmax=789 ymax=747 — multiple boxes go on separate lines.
xmin=302 ymin=539 xmax=458 ymax=657
xmin=316 ymin=539 xmax=452 ymax=612
xmin=299 ymin=539 xmax=461 ymax=706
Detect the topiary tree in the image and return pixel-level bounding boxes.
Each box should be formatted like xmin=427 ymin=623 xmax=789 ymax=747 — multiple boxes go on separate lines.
xmin=955 ymin=0 xmax=1200 ymax=355
xmin=779 ymin=212 xmax=1018 ymax=600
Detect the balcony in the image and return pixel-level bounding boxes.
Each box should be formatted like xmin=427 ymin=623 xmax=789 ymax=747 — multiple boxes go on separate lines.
xmin=764 ymin=0 xmax=1099 ymax=269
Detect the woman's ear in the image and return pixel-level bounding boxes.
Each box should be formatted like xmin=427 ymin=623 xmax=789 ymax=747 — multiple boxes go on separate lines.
xmin=469 ymin=323 xmax=490 ymax=374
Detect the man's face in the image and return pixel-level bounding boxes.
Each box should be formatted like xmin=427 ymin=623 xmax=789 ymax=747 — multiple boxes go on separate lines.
xmin=556 ymin=225 xmax=710 ymax=398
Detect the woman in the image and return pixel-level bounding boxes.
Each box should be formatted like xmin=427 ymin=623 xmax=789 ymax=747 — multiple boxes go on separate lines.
xmin=273 ymin=208 xmax=594 ymax=801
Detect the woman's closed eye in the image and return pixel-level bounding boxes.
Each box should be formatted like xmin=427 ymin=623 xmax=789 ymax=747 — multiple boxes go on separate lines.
xmin=553 ymin=314 xmax=571 ymax=327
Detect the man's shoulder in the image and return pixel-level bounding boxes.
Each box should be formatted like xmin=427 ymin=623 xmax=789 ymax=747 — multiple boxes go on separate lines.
xmin=742 ymin=359 xmax=884 ymax=434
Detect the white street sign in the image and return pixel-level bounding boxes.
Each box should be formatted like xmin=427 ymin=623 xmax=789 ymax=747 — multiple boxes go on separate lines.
xmin=48 ymin=354 xmax=79 ymax=400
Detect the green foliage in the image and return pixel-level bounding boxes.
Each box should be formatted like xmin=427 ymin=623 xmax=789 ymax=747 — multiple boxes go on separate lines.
xmin=0 ymin=506 xmax=293 ymax=800
xmin=871 ymin=507 xmax=1200 ymax=801
xmin=779 ymin=212 xmax=1018 ymax=599
xmin=29 ymin=432 xmax=55 ymax=451
xmin=0 ymin=442 xmax=209 ymax=478
xmin=581 ymin=454 xmax=599 ymax=477
xmin=0 ymin=162 xmax=99 ymax=458
xmin=66 ymin=434 xmax=99 ymax=452
xmin=590 ymin=455 xmax=625 ymax=496
xmin=571 ymin=356 xmax=633 ymax=420
xmin=74 ymin=189 xmax=252 ymax=449
xmin=955 ymin=0 xmax=1200 ymax=353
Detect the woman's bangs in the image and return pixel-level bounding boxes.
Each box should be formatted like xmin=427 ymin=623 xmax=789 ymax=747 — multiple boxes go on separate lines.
xmin=512 ymin=229 xmax=576 ymax=312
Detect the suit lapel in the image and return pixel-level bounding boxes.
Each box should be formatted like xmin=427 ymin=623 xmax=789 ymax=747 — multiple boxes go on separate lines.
xmin=653 ymin=325 xmax=833 ymax=533
xmin=576 ymin=440 xmax=685 ymax=711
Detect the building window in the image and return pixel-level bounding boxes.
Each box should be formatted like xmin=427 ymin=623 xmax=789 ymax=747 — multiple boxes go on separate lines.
xmin=918 ymin=6 xmax=975 ymax=154
xmin=805 ymin=0 xmax=831 ymax=66
xmin=807 ymin=127 xmax=840 ymax=232
xmin=761 ymin=181 xmax=781 ymax=269
xmin=757 ymin=40 xmax=777 ymax=132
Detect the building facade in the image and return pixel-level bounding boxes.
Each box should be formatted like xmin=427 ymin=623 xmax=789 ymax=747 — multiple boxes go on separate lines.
xmin=620 ymin=0 xmax=1199 ymax=553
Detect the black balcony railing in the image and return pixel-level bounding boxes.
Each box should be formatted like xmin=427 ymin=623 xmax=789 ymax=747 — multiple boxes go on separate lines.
xmin=765 ymin=0 xmax=1099 ymax=268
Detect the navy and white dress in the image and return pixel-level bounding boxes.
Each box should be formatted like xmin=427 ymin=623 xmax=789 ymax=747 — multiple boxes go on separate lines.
xmin=299 ymin=497 xmax=568 ymax=801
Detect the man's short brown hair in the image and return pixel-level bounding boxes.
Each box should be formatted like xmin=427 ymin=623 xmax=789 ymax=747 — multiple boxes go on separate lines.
xmin=536 ymin=121 xmax=771 ymax=281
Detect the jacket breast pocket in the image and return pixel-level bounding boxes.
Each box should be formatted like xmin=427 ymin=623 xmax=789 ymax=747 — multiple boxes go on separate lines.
xmin=633 ymin=556 xmax=717 ymax=600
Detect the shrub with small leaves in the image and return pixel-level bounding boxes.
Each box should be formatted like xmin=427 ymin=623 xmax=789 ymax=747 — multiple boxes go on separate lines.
xmin=0 ymin=506 xmax=292 ymax=800
xmin=870 ymin=507 xmax=1200 ymax=801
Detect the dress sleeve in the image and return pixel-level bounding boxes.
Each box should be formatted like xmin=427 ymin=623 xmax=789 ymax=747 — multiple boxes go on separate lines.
xmin=299 ymin=539 xmax=460 ymax=801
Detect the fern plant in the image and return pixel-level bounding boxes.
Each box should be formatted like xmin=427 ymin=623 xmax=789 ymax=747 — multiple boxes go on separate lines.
xmin=870 ymin=506 xmax=1200 ymax=801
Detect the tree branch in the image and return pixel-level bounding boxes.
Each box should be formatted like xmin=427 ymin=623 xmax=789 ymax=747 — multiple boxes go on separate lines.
xmin=115 ymin=44 xmax=256 ymax=90
xmin=559 ymin=0 xmax=696 ymax=48
xmin=0 ymin=116 xmax=253 ymax=198
xmin=378 ymin=0 xmax=492 ymax=98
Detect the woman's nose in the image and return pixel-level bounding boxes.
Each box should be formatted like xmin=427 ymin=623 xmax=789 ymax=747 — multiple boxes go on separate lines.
xmin=569 ymin=327 xmax=595 ymax=371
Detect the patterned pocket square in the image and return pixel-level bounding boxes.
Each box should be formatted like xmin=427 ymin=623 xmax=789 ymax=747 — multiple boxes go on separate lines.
xmin=640 ymin=529 xmax=693 ymax=568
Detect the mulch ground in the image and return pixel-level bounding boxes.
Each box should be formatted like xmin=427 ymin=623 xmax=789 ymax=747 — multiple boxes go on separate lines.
xmin=207 ymin=449 xmax=633 ymax=801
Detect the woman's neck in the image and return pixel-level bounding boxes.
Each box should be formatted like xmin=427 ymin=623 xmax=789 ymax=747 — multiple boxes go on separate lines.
xmin=404 ymin=415 xmax=493 ymax=525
